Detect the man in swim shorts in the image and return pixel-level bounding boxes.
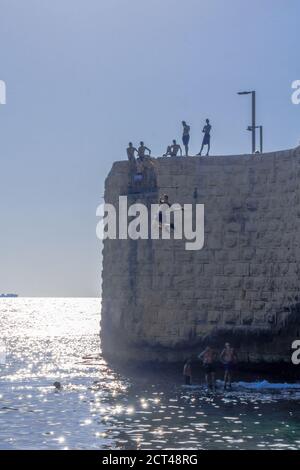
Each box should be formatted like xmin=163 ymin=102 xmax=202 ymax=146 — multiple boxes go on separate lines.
xmin=182 ymin=121 xmax=190 ymax=156
xmin=197 ymin=118 xmax=211 ymax=156
xmin=198 ymin=346 xmax=217 ymax=392
xmin=137 ymin=141 xmax=151 ymax=160
xmin=220 ymin=342 xmax=238 ymax=390
xmin=183 ymin=359 xmax=192 ymax=385
xmin=163 ymin=139 xmax=183 ymax=157
xmin=127 ymin=142 xmax=138 ymax=162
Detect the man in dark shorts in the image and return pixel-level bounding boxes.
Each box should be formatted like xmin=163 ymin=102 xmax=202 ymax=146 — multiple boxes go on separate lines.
xmin=127 ymin=142 xmax=138 ymax=161
xmin=197 ymin=119 xmax=211 ymax=156
xmin=182 ymin=121 xmax=190 ymax=156
xmin=183 ymin=359 xmax=192 ymax=385
xmin=198 ymin=346 xmax=217 ymax=392
xmin=220 ymin=342 xmax=238 ymax=390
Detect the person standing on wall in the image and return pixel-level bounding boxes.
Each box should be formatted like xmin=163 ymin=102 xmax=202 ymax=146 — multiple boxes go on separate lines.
xmin=127 ymin=142 xmax=138 ymax=162
xmin=197 ymin=119 xmax=212 ymax=156
xmin=137 ymin=141 xmax=151 ymax=160
xmin=182 ymin=121 xmax=190 ymax=156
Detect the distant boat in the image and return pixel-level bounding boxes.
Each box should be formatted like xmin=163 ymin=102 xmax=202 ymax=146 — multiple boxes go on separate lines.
xmin=0 ymin=294 xmax=18 ymax=298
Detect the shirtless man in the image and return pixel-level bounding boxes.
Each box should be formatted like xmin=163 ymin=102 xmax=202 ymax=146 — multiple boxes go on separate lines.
xmin=198 ymin=346 xmax=217 ymax=392
xmin=183 ymin=359 xmax=192 ymax=385
xmin=197 ymin=119 xmax=212 ymax=156
xmin=182 ymin=121 xmax=190 ymax=156
xmin=137 ymin=141 xmax=151 ymax=160
xmin=126 ymin=142 xmax=138 ymax=162
xmin=163 ymin=140 xmax=183 ymax=157
xmin=220 ymin=342 xmax=238 ymax=390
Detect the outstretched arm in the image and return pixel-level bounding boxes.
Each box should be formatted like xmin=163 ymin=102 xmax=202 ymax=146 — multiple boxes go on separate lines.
xmin=198 ymin=349 xmax=206 ymax=359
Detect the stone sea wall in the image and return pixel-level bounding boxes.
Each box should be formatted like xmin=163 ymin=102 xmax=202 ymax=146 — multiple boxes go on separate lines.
xmin=101 ymin=147 xmax=300 ymax=364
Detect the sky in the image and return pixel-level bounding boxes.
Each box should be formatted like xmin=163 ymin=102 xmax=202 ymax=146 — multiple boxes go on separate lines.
xmin=0 ymin=0 xmax=299 ymax=297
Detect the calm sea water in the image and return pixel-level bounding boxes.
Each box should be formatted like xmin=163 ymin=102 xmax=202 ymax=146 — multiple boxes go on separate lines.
xmin=0 ymin=298 xmax=300 ymax=450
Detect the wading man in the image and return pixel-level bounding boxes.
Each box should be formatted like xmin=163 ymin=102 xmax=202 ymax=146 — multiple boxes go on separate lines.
xmin=220 ymin=342 xmax=238 ymax=391
xmin=199 ymin=346 xmax=217 ymax=392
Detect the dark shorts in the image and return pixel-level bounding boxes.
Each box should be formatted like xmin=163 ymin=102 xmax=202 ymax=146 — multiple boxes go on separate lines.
xmin=182 ymin=135 xmax=190 ymax=146
xmin=204 ymin=363 xmax=216 ymax=374
xmin=184 ymin=375 xmax=191 ymax=385
xmin=224 ymin=361 xmax=235 ymax=372
xmin=202 ymin=134 xmax=210 ymax=146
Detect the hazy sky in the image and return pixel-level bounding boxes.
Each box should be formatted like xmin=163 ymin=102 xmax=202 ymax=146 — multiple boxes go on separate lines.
xmin=0 ymin=0 xmax=299 ymax=297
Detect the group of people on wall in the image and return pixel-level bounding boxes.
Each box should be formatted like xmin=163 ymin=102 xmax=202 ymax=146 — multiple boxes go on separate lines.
xmin=183 ymin=342 xmax=238 ymax=392
xmin=126 ymin=119 xmax=212 ymax=164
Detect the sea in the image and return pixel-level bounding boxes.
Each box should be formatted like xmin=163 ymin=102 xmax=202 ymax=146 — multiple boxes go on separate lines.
xmin=0 ymin=298 xmax=299 ymax=450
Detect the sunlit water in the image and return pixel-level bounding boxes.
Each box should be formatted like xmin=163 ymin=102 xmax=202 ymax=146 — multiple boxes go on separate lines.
xmin=0 ymin=298 xmax=300 ymax=450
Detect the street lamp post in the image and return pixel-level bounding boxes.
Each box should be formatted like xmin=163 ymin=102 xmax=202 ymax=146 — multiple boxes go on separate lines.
xmin=238 ymin=90 xmax=256 ymax=153
xmin=247 ymin=125 xmax=263 ymax=153
xmin=259 ymin=125 xmax=263 ymax=154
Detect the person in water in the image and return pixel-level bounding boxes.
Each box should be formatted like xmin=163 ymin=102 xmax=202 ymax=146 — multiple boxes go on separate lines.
xmin=220 ymin=342 xmax=238 ymax=390
xmin=198 ymin=346 xmax=217 ymax=392
xmin=163 ymin=139 xmax=183 ymax=157
xmin=182 ymin=121 xmax=190 ymax=156
xmin=197 ymin=119 xmax=211 ymax=156
xmin=183 ymin=359 xmax=192 ymax=385
xmin=126 ymin=142 xmax=138 ymax=162
xmin=53 ymin=381 xmax=62 ymax=391
xmin=137 ymin=141 xmax=151 ymax=160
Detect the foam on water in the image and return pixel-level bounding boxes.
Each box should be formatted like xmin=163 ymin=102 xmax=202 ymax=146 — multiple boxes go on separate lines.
xmin=236 ymin=380 xmax=300 ymax=390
